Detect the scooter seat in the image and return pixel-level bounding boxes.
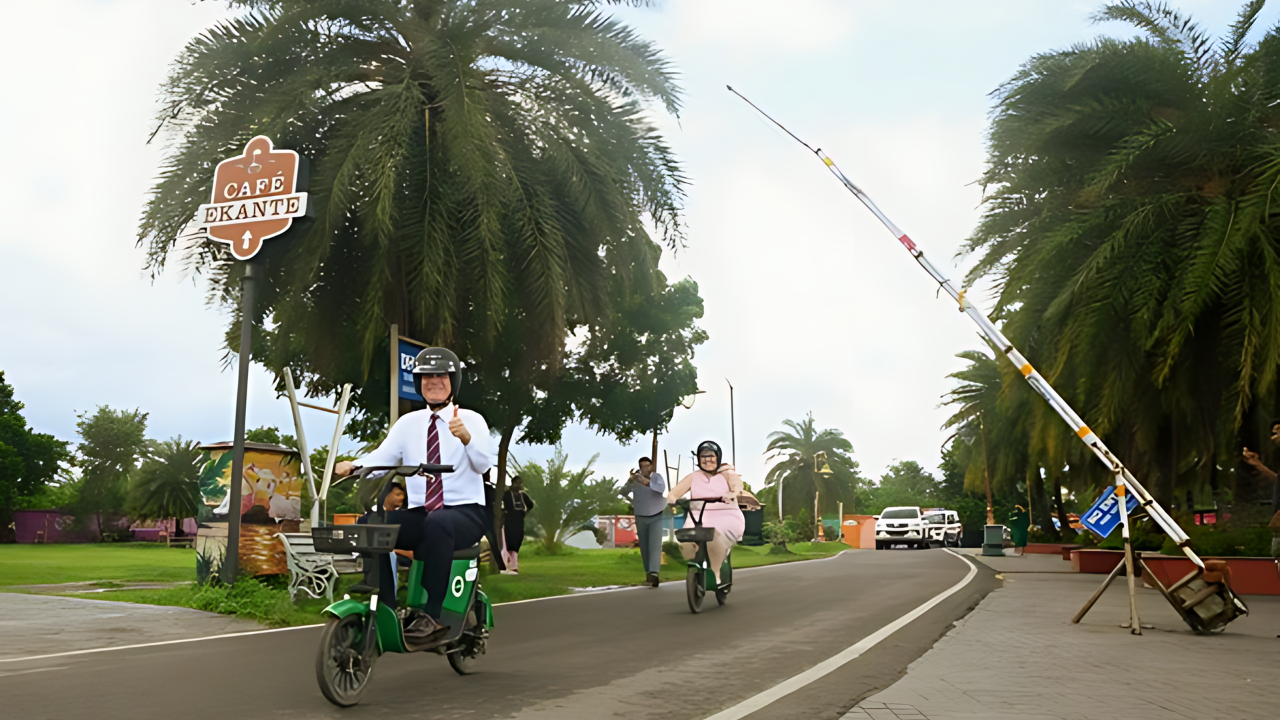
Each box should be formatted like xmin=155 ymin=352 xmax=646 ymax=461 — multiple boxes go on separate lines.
xmin=452 ymin=544 xmax=482 ymax=561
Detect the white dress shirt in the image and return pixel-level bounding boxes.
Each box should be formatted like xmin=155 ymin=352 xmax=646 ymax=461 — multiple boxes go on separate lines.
xmin=357 ymin=403 xmax=493 ymax=507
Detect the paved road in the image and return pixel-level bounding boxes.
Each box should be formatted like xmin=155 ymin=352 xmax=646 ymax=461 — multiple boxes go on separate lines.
xmin=1 ymin=548 xmax=996 ymax=720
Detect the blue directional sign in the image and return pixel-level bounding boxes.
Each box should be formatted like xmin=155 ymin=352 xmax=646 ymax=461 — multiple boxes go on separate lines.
xmin=397 ymin=337 xmax=427 ymax=400
xmin=1080 ymin=486 xmax=1140 ymax=539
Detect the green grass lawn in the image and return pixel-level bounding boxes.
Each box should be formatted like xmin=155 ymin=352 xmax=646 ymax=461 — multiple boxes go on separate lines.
xmin=0 ymin=540 xmax=850 ymax=627
xmin=0 ymin=543 xmax=195 ymax=586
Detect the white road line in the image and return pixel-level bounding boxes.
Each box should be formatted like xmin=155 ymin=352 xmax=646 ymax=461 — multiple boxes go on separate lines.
xmin=0 ymin=625 xmax=319 ymax=663
xmin=0 ymin=547 xmax=864 ymax=663
xmin=700 ymin=549 xmax=979 ymax=720
xmin=0 ymin=666 xmax=68 ymax=678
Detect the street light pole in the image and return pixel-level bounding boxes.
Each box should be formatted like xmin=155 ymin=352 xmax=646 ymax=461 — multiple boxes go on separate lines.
xmin=726 ymin=379 xmax=735 ymax=466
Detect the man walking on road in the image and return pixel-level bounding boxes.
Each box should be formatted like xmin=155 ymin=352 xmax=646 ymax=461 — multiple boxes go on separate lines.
xmin=623 ymin=457 xmax=666 ymax=587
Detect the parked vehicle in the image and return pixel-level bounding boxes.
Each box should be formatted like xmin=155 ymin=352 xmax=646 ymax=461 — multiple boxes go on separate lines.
xmin=921 ymin=509 xmax=962 ymax=548
xmin=875 ymin=506 xmax=927 ymax=549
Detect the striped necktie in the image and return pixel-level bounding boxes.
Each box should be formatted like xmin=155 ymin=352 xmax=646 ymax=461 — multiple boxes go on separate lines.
xmin=423 ymin=413 xmax=444 ymax=510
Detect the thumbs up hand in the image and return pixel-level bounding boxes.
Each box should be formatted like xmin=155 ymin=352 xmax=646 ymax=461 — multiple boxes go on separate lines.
xmin=448 ymin=407 xmax=471 ymax=445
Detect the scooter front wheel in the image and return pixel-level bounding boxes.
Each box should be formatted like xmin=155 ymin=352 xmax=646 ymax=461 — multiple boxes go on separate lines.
xmin=686 ymin=567 xmax=705 ymax=613
xmin=316 ymin=614 xmax=375 ymax=707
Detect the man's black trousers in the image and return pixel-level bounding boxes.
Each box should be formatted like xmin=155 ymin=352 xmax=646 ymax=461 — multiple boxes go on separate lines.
xmin=360 ymin=504 xmax=488 ymax=618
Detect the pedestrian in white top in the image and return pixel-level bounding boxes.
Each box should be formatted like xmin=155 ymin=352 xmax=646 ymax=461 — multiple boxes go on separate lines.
xmin=333 ymin=347 xmax=493 ymax=648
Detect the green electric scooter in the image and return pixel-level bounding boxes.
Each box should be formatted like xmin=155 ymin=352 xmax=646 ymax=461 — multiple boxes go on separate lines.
xmin=309 ymin=464 xmax=495 ymax=707
xmin=674 ymin=499 xmax=733 ymax=613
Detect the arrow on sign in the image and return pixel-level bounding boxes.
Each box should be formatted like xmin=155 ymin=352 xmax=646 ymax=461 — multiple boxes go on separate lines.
xmin=241 ymin=230 xmax=253 ymax=250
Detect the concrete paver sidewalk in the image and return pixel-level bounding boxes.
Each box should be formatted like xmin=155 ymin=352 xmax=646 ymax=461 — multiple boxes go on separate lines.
xmin=844 ymin=549 xmax=1280 ymax=720
xmin=0 ymin=592 xmax=261 ymax=661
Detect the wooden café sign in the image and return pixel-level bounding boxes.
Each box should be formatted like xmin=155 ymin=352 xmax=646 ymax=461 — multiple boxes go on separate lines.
xmin=195 ymin=136 xmax=308 ymax=260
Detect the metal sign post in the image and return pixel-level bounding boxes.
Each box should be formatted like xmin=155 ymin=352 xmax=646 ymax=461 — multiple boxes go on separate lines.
xmin=221 ymin=262 xmax=257 ymax=584
xmin=189 ymin=135 xmax=308 ymax=585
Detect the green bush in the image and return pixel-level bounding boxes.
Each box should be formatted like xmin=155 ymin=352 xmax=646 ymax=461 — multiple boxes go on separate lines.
xmin=1160 ymin=524 xmax=1271 ymax=557
xmin=187 ymin=576 xmax=298 ymax=626
xmin=662 ymin=541 xmax=683 ymax=563
xmin=767 ymin=543 xmax=792 ymax=555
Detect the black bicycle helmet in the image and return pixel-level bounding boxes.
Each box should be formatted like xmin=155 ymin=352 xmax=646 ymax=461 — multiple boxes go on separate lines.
xmin=411 ymin=347 xmax=462 ymax=406
xmin=694 ymin=440 xmax=723 ymax=473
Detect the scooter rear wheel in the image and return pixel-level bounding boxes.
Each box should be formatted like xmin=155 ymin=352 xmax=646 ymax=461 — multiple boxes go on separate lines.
xmin=316 ymin=614 xmax=374 ymax=707
xmin=686 ymin=567 xmax=705 ymax=613
xmin=447 ymin=610 xmax=486 ymax=675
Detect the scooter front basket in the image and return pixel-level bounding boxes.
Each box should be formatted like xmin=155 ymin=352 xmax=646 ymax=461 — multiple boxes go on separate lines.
xmin=312 ymin=524 xmax=399 ymax=554
xmin=675 ymin=527 xmax=715 ymax=544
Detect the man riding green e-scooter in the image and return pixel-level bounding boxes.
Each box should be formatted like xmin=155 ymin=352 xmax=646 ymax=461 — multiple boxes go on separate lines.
xmin=309 ymin=347 xmax=496 ymax=706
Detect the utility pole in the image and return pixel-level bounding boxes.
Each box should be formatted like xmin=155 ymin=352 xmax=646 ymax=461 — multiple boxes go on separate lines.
xmin=726 ymin=379 xmax=736 ymax=466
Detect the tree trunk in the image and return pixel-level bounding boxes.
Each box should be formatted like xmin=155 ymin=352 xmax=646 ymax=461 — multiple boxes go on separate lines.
xmin=490 ymin=424 xmax=516 ymax=571
xmin=1029 ymin=467 xmax=1059 ymax=541
xmin=1053 ymin=472 xmax=1071 ymax=541
xmin=651 ymin=427 xmax=658 ymax=470
xmin=980 ymin=415 xmax=994 ymax=526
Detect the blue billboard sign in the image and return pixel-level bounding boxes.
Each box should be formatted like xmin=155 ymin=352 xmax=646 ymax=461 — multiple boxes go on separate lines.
xmin=397 ymin=337 xmax=427 ymax=401
xmin=1080 ymin=486 xmax=1140 ymax=539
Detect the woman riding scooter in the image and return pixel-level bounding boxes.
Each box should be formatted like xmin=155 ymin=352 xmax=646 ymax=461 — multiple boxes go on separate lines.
xmin=667 ymin=440 xmax=744 ymax=585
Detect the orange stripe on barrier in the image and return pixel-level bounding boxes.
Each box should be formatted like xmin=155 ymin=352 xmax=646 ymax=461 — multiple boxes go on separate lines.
xmin=1115 ymin=485 xmax=1126 ymax=497
xmin=1020 ymin=364 xmax=1033 ymax=376
xmin=1076 ymin=426 xmax=1091 ymax=439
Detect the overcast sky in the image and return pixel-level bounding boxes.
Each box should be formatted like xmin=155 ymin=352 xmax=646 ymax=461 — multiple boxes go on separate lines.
xmin=0 ymin=0 xmax=1267 ymax=489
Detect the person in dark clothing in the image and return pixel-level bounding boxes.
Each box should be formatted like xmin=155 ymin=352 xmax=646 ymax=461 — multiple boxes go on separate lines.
xmin=501 ymin=476 xmax=534 ymax=574
xmin=1241 ymin=418 xmax=1280 ymax=512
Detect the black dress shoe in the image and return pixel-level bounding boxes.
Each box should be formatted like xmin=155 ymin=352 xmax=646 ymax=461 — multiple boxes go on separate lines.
xmin=647 ymin=572 xmax=660 ymax=587
xmin=403 ymin=611 xmax=450 ymax=648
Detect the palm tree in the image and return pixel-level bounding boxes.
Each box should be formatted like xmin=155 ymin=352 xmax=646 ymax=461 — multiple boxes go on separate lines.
xmin=138 ymin=0 xmax=687 ymax=429
xmin=128 ymin=438 xmax=204 ymax=525
xmin=515 ymin=447 xmax=616 ymax=552
xmin=941 ymin=350 xmax=1003 ymax=524
xmin=762 ymin=414 xmax=866 ymax=520
xmin=962 ymin=0 xmax=1280 ymax=516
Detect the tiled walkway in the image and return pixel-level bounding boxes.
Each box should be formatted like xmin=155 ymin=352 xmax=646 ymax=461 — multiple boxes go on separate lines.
xmin=842 ymin=550 xmax=1280 ymax=720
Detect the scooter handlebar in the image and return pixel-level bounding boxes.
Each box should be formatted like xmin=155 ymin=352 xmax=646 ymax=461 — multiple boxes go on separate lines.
xmin=349 ymin=463 xmax=455 ymax=480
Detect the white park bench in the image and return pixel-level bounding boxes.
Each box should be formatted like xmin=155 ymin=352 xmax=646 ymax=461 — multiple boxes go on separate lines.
xmin=276 ymin=532 xmax=341 ymax=604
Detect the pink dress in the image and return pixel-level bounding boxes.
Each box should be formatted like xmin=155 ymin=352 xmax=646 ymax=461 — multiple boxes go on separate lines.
xmin=680 ymin=470 xmax=745 ymax=542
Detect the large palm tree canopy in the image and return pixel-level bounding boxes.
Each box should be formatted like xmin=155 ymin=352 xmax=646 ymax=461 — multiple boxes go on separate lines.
xmin=138 ymin=0 xmax=687 ymax=409
xmin=762 ymin=414 xmax=867 ymax=517
xmin=960 ymin=0 xmax=1280 ymax=506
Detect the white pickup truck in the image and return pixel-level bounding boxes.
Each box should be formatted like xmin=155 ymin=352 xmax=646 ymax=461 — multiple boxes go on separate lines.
xmin=874 ymin=506 xmax=927 ymax=549
xmin=921 ymin=508 xmax=962 ymax=548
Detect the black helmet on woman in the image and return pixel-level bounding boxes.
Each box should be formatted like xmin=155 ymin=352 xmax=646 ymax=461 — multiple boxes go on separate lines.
xmin=694 ymin=440 xmax=723 ymax=473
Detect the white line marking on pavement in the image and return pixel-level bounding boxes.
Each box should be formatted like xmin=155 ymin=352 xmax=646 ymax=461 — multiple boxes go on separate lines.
xmin=700 ymin=549 xmax=979 ymax=720
xmin=0 ymin=548 xmax=863 ymax=662
xmin=0 ymin=666 xmax=67 ymax=678
xmin=0 ymin=625 xmax=320 ymax=663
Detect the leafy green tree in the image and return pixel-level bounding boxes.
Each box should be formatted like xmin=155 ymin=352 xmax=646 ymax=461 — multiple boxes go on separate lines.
xmin=515 ymin=447 xmax=617 ymax=552
xmin=962 ymin=0 xmax=1280 ymax=517
xmin=0 ymin=372 xmax=70 ymax=540
xmin=760 ymin=413 xmax=868 ymax=519
xmin=245 ymin=426 xmax=296 ymax=448
xmin=73 ymin=407 xmax=149 ymax=540
xmin=128 ymin=437 xmax=204 ymax=523
xmin=866 ymin=461 xmax=941 ymax=514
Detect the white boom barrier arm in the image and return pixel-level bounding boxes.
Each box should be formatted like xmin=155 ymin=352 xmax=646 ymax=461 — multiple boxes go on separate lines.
xmin=729 ymin=87 xmax=1202 ymax=569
